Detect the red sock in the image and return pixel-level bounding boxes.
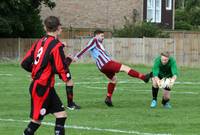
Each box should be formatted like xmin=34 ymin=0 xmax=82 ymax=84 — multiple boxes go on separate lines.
xmin=107 ymin=83 xmax=116 ymax=99
xmin=128 ymin=69 xmax=145 ymax=80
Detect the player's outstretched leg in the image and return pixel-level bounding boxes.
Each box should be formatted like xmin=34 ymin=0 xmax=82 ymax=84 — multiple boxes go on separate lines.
xmin=105 ymin=76 xmax=117 ymax=107
xmin=66 ymin=80 xmax=81 ymax=110
xmin=120 ymin=65 xmax=152 ymax=83
xmin=144 ymin=72 xmax=153 ymax=83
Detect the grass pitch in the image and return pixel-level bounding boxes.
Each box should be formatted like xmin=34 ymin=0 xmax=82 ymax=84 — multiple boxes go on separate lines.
xmin=0 ymin=63 xmax=200 ymax=135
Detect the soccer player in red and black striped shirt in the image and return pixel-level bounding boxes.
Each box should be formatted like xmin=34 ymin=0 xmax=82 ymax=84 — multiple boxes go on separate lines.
xmin=21 ymin=16 xmax=70 ymax=135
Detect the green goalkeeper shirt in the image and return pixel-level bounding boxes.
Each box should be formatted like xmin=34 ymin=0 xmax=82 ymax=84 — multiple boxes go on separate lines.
xmin=152 ymin=56 xmax=178 ymax=78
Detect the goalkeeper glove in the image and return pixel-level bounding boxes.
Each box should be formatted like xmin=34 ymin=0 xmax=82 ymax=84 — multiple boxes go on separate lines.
xmin=168 ymin=78 xmax=175 ymax=89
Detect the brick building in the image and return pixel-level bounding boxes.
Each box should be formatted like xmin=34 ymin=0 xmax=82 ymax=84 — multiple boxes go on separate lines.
xmin=40 ymin=0 xmax=174 ymax=38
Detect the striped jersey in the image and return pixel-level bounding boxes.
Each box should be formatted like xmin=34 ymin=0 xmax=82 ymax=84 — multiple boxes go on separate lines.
xmin=75 ymin=37 xmax=111 ymax=69
xmin=21 ymin=35 xmax=70 ymax=87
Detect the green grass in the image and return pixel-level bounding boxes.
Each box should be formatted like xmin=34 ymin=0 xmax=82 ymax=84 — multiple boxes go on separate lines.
xmin=0 ymin=63 xmax=200 ymax=135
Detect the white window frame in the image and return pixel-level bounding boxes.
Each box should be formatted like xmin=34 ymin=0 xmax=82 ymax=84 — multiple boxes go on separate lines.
xmin=147 ymin=0 xmax=161 ymax=23
xmin=166 ymin=0 xmax=172 ymax=10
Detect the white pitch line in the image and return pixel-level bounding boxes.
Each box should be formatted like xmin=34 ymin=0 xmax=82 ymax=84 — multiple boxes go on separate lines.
xmin=1 ymin=73 xmax=200 ymax=85
xmin=0 ymin=73 xmax=13 ymax=76
xmin=55 ymin=81 xmax=145 ymax=85
xmin=85 ymin=86 xmax=106 ymax=90
xmin=55 ymin=81 xmax=200 ymax=86
xmin=0 ymin=118 xmax=171 ymax=135
xmin=171 ymin=91 xmax=199 ymax=95
xmin=84 ymin=86 xmax=198 ymax=95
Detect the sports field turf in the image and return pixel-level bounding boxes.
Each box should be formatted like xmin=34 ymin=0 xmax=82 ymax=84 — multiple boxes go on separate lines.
xmin=0 ymin=63 xmax=199 ymax=135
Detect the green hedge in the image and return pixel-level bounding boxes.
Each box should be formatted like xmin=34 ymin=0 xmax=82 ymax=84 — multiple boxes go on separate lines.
xmin=113 ymin=21 xmax=169 ymax=38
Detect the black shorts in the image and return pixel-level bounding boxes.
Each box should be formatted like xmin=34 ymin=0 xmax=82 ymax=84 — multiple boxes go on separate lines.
xmin=29 ymin=81 xmax=65 ymax=121
xmin=158 ymin=74 xmax=173 ymax=79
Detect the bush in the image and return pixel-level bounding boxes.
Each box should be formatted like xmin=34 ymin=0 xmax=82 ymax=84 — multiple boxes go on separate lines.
xmin=175 ymin=6 xmax=200 ymax=30
xmin=190 ymin=8 xmax=200 ymax=26
xmin=113 ymin=21 xmax=169 ymax=38
xmin=132 ymin=22 xmax=161 ymax=38
xmin=175 ymin=9 xmax=190 ymax=22
xmin=175 ymin=21 xmax=192 ymax=30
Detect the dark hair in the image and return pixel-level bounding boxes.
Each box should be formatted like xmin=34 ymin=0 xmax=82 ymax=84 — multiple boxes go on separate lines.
xmin=161 ymin=51 xmax=170 ymax=57
xmin=44 ymin=16 xmax=61 ymax=32
xmin=94 ymin=29 xmax=104 ymax=36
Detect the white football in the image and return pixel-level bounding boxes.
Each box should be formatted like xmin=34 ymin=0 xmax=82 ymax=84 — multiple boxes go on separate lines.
xmin=159 ymin=78 xmax=171 ymax=88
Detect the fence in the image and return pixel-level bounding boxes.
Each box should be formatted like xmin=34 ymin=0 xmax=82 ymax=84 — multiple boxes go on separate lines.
xmin=0 ymin=37 xmax=200 ymax=67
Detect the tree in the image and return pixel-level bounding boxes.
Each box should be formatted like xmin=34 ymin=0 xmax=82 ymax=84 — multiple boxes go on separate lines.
xmin=175 ymin=0 xmax=200 ymax=9
xmin=175 ymin=0 xmax=200 ymax=30
xmin=175 ymin=0 xmax=185 ymax=9
xmin=31 ymin=0 xmax=55 ymax=9
xmin=0 ymin=0 xmax=55 ymax=37
xmin=185 ymin=0 xmax=200 ymax=10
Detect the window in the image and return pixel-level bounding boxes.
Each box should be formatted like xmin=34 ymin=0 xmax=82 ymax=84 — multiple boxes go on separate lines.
xmin=147 ymin=0 xmax=161 ymax=23
xmin=166 ymin=0 xmax=172 ymax=10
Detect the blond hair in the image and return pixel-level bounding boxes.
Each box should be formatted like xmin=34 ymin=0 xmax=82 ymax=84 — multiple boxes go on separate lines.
xmin=161 ymin=51 xmax=170 ymax=57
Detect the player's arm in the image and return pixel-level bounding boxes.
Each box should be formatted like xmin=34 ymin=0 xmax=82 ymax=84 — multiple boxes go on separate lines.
xmin=171 ymin=75 xmax=177 ymax=82
xmin=65 ymin=56 xmax=73 ymax=66
xmin=74 ymin=38 xmax=96 ymax=60
xmin=51 ymin=44 xmax=71 ymax=82
xmin=62 ymin=43 xmax=73 ymax=65
xmin=152 ymin=57 xmax=161 ymax=84
xmin=169 ymin=58 xmax=178 ymax=87
xmin=171 ymin=58 xmax=178 ymax=79
xmin=21 ymin=41 xmax=37 ymax=72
